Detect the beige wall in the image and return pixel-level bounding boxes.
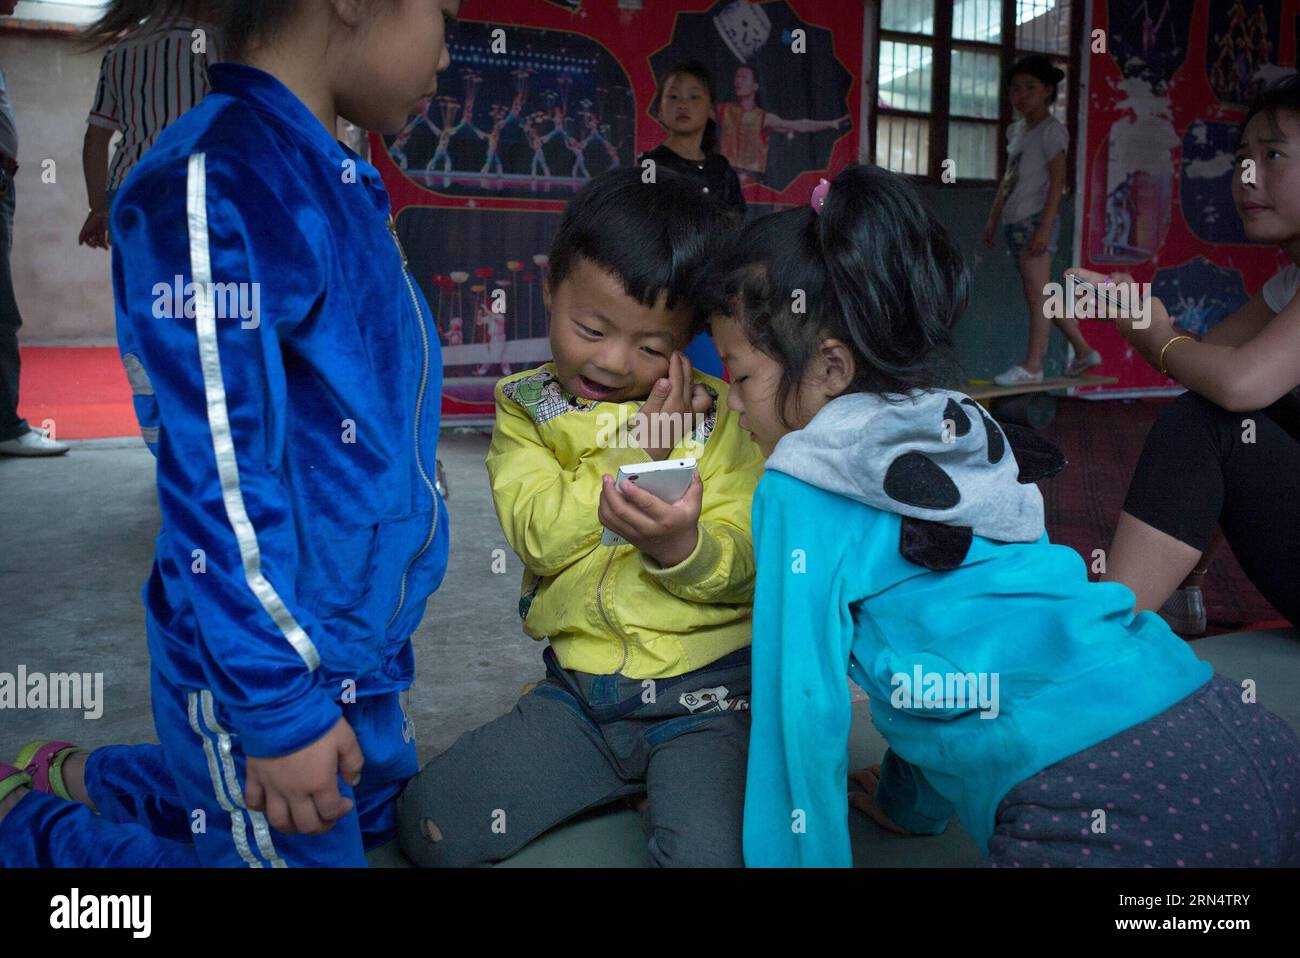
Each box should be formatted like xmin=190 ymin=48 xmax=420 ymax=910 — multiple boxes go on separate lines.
xmin=3 ymin=27 xmax=118 ymax=344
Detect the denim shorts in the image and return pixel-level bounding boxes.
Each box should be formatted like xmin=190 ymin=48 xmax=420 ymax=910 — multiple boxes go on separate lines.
xmin=1004 ymin=212 xmax=1059 ymax=257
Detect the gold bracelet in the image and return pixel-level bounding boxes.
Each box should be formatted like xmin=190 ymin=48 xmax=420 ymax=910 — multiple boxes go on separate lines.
xmin=1157 ymin=334 xmax=1194 ymax=375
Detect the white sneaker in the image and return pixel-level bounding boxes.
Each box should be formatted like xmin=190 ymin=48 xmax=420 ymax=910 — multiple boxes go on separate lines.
xmin=993 ymin=365 xmax=1044 ymax=387
xmin=0 ymin=429 xmax=69 ymax=456
xmin=1066 ymin=350 xmax=1103 ymax=377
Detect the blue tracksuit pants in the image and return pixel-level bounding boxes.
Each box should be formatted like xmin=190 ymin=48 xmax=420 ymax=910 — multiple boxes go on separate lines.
xmin=0 ymin=666 xmax=416 ymax=867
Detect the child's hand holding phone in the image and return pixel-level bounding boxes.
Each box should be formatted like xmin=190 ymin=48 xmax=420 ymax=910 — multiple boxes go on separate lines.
xmin=599 ymin=467 xmax=703 ymax=568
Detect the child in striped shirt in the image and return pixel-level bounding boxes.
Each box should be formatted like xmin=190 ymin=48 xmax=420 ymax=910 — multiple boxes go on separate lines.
xmin=79 ymin=0 xmax=221 ymax=251
xmin=78 ymin=0 xmax=220 ymax=451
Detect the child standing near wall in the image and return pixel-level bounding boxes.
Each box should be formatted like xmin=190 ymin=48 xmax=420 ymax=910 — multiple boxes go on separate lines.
xmin=78 ymin=0 xmax=221 ymax=452
xmin=640 ymin=60 xmax=745 ymax=379
xmin=0 ymin=0 xmax=458 ymax=867
xmin=79 ymin=0 xmax=221 ymax=249
xmin=984 ymin=55 xmax=1100 ymax=386
xmin=640 ymin=60 xmax=746 ymax=224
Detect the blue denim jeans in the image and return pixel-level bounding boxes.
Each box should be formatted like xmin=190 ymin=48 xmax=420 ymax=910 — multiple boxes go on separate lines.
xmin=1004 ymin=211 xmax=1059 ymax=257
xmin=398 ymin=646 xmax=752 ymax=867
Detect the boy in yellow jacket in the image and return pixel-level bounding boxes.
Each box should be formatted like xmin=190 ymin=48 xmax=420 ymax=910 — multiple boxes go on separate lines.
xmin=398 ymin=168 xmax=764 ymax=867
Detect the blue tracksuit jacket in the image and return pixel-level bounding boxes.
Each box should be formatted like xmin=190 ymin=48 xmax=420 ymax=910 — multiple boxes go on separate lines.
xmin=109 ymin=62 xmax=450 ymax=759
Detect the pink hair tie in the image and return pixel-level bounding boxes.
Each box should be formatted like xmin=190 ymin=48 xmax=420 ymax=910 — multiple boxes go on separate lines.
xmin=810 ymin=178 xmax=831 ymax=214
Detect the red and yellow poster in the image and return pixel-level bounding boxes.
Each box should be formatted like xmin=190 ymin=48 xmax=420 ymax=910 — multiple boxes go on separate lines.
xmin=1081 ymin=0 xmax=1297 ymax=391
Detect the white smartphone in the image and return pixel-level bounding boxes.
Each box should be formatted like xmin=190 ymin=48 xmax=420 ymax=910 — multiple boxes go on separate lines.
xmin=601 ymin=457 xmax=698 ymax=547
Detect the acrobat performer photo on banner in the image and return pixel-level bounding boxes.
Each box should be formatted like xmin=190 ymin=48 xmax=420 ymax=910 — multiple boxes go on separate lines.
xmin=382 ymin=21 xmax=634 ymax=198
xmin=375 ymin=0 xmax=866 ymax=420
xmin=650 ymin=0 xmax=851 ymax=192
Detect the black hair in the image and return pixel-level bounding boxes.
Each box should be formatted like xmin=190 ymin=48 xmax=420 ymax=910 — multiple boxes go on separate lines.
xmin=548 ymin=167 xmax=729 ymax=338
xmin=84 ymin=2 xmax=381 ymax=60
xmin=218 ymin=0 xmax=301 ymax=60
xmin=1242 ymin=73 xmax=1300 ymax=141
xmin=80 ymin=0 xmax=203 ymax=48
xmin=697 ymin=164 xmax=967 ymax=426
xmin=1007 ymin=54 xmax=1065 ymax=104
xmin=653 ymin=60 xmax=720 ymax=154
xmin=217 ymin=1 xmax=403 ymax=62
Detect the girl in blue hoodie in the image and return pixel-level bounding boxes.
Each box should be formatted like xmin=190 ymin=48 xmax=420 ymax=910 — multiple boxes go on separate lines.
xmin=703 ymin=165 xmax=1300 ymax=868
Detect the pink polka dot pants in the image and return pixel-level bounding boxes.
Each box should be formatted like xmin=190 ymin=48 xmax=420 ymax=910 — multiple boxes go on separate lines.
xmin=985 ymin=676 xmax=1300 ymax=868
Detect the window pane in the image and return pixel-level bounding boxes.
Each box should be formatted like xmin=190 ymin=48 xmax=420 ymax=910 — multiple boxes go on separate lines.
xmin=881 ymin=0 xmax=934 ymax=35
xmin=949 ymin=122 xmax=999 ymax=180
xmin=953 ymin=0 xmax=1001 ymax=42
xmin=876 ymin=115 xmax=930 ymax=176
xmin=878 ymin=41 xmax=933 ymax=113
xmin=13 ymin=0 xmax=106 ymax=24
xmin=950 ymin=48 xmax=1000 ymax=118
xmin=1016 ymin=0 xmax=1070 ymax=55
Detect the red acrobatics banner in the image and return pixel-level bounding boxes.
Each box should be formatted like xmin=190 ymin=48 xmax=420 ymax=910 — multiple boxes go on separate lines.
xmin=371 ymin=0 xmax=865 ymax=421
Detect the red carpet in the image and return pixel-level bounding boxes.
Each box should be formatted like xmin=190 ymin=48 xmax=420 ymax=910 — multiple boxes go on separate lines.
xmin=17 ymin=346 xmax=137 ymax=440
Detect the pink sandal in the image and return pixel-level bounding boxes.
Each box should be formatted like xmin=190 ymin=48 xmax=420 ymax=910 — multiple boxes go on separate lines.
xmin=15 ymin=741 xmax=85 ymax=801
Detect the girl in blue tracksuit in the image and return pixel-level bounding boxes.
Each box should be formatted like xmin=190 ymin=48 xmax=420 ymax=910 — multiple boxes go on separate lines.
xmin=0 ymin=0 xmax=459 ymax=866
xmin=703 ymin=165 xmax=1300 ymax=868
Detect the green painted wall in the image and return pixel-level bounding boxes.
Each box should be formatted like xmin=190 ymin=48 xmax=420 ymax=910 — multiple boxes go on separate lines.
xmin=917 ymin=182 xmax=1075 ymax=382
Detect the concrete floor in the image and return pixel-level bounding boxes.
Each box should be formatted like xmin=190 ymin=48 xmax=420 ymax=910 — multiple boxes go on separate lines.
xmin=4 ymin=431 xmax=1297 ymax=868
xmin=0 ymin=428 xmax=547 ymax=762
xmin=0 ymin=429 xmax=985 ymax=867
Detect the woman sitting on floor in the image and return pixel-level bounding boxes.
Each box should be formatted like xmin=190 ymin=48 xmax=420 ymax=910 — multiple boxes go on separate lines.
xmin=1075 ymin=75 xmax=1300 ymax=628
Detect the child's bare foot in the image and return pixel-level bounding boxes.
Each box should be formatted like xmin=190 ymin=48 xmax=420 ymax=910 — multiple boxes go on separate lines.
xmin=59 ymin=751 xmax=92 ymax=807
xmin=848 ymin=766 xmax=911 ymax=835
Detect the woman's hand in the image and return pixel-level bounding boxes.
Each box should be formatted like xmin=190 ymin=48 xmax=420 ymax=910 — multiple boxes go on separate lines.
xmin=848 ymin=765 xmax=912 ymax=836
xmin=982 ymin=219 xmax=997 ymax=249
xmin=1064 ymin=267 xmax=1177 ymax=367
